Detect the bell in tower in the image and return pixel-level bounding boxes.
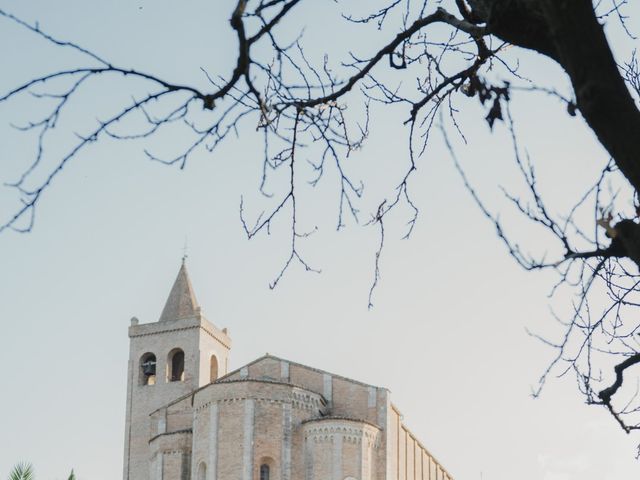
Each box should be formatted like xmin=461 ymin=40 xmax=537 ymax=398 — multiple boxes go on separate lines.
xmin=140 ymin=353 xmax=157 ymax=385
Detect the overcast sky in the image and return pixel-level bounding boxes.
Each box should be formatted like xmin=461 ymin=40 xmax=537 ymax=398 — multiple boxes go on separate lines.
xmin=1 ymin=1 xmax=639 ymax=479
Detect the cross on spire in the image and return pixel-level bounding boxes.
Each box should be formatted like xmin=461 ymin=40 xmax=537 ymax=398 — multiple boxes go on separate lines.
xmin=182 ymin=237 xmax=189 ymax=264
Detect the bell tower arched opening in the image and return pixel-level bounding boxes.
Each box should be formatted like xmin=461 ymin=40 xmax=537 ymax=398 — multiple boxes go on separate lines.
xmin=167 ymin=348 xmax=185 ymax=382
xmin=210 ymin=355 xmax=219 ymax=382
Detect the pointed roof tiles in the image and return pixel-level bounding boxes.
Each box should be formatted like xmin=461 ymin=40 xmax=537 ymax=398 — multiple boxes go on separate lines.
xmin=159 ymin=260 xmax=199 ymax=322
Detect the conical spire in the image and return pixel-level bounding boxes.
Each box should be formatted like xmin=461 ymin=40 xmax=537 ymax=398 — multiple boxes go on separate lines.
xmin=159 ymin=259 xmax=199 ymax=322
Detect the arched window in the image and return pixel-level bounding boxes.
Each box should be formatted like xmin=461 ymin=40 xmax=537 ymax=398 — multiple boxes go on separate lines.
xmin=167 ymin=348 xmax=185 ymax=382
xmin=197 ymin=462 xmax=206 ymax=480
xmin=140 ymin=353 xmax=156 ymax=385
xmin=210 ymin=355 xmax=219 ymax=382
xmin=259 ymin=464 xmax=270 ymax=480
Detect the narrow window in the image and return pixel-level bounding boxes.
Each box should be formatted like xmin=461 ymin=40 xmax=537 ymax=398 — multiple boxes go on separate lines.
xmin=140 ymin=353 xmax=156 ymax=385
xmin=167 ymin=348 xmax=185 ymax=382
xmin=259 ymin=464 xmax=270 ymax=480
xmin=210 ymin=355 xmax=219 ymax=382
xmin=197 ymin=462 xmax=206 ymax=480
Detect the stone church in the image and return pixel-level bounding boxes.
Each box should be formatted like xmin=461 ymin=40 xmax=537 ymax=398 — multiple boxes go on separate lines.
xmin=123 ymin=262 xmax=454 ymax=480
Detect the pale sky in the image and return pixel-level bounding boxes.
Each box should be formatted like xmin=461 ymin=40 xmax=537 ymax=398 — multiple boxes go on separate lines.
xmin=1 ymin=1 xmax=639 ymax=479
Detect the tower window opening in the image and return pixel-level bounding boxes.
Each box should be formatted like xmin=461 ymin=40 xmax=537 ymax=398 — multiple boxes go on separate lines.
xmin=259 ymin=464 xmax=270 ymax=480
xmin=167 ymin=348 xmax=185 ymax=382
xmin=210 ymin=355 xmax=219 ymax=382
xmin=140 ymin=353 xmax=156 ymax=386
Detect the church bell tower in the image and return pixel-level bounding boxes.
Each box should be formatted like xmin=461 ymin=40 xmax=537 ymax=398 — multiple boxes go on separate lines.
xmin=122 ymin=260 xmax=231 ymax=480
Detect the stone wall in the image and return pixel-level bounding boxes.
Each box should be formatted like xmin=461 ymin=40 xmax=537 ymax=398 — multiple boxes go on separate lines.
xmin=386 ymin=404 xmax=453 ymax=480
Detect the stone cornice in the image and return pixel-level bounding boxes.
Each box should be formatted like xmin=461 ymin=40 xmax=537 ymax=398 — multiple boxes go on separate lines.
xmin=301 ymin=416 xmax=381 ymax=430
xmin=148 ymin=428 xmax=192 ymax=444
xmin=302 ymin=418 xmax=381 ymax=448
xmin=129 ymin=319 xmax=231 ymax=349
xmin=194 ymin=380 xmax=327 ymax=413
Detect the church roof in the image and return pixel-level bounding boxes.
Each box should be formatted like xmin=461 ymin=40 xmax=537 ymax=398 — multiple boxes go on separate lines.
xmin=159 ymin=260 xmax=199 ymax=322
xmin=220 ymin=353 xmax=385 ymax=390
